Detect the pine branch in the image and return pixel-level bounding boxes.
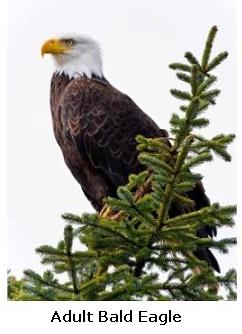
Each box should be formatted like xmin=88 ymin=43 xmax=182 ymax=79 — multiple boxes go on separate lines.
xmin=201 ymin=25 xmax=218 ymax=71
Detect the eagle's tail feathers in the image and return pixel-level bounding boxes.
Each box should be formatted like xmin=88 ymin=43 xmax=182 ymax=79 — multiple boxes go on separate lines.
xmin=193 ymin=247 xmax=220 ymax=273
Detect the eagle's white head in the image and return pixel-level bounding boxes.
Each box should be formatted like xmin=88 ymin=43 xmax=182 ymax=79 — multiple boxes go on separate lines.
xmin=41 ymin=33 xmax=103 ymax=79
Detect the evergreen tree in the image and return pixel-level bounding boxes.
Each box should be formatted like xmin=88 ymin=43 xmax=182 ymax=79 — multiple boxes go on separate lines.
xmin=9 ymin=26 xmax=236 ymax=301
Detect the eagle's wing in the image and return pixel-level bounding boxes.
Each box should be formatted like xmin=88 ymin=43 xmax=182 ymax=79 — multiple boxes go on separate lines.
xmin=61 ymin=78 xmax=162 ymax=189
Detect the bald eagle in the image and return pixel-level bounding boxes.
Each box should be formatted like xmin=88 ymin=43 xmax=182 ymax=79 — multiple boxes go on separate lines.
xmin=41 ymin=34 xmax=220 ymax=272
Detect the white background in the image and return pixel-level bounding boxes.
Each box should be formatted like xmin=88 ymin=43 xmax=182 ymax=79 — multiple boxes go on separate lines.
xmin=1 ymin=0 xmax=241 ymax=332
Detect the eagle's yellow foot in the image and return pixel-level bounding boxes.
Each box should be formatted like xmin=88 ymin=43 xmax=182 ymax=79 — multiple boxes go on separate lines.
xmin=100 ymin=205 xmax=113 ymax=218
xmin=100 ymin=205 xmax=123 ymax=220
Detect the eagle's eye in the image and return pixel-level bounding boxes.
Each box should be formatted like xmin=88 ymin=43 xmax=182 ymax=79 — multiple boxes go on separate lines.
xmin=66 ymin=40 xmax=73 ymax=46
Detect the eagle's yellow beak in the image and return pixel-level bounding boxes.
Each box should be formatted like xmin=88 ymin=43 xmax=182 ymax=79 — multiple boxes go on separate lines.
xmin=41 ymin=38 xmax=69 ymax=57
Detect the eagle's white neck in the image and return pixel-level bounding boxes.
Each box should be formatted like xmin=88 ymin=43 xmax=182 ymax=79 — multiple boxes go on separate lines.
xmin=54 ymin=45 xmax=103 ymax=79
